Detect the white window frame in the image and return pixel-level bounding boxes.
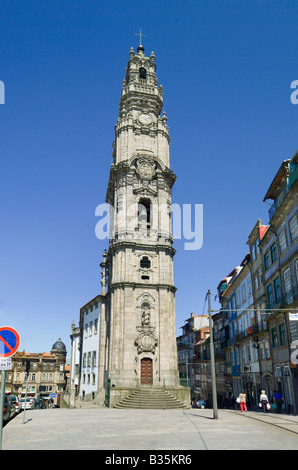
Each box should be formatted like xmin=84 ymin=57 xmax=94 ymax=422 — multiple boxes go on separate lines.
xmin=289 ymin=214 xmax=297 ymax=242
xmin=283 ymin=267 xmax=292 ymax=293
xmin=279 ymin=230 xmax=287 ymax=254
xmin=241 ymin=284 xmax=247 ymax=304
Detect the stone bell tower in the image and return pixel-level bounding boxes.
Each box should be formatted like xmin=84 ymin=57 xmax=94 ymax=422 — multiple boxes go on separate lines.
xmin=98 ymin=43 xmax=189 ymax=407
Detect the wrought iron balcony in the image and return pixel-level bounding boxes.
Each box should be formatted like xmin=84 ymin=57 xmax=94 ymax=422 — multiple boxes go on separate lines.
xmin=265 ymin=286 xmax=298 ymax=318
xmin=289 ymin=164 xmax=298 ymax=188
xmin=268 ymin=180 xmax=295 ymax=220
xmin=252 ymin=321 xmax=268 ymax=335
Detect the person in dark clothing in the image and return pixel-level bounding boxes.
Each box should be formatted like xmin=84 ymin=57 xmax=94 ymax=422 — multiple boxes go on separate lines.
xmin=231 ymin=395 xmax=236 ymax=410
xmin=273 ymin=391 xmax=284 ymax=413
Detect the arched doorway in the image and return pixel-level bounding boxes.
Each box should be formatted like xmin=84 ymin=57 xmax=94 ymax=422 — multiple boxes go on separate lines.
xmin=141 ymin=357 xmax=153 ymax=385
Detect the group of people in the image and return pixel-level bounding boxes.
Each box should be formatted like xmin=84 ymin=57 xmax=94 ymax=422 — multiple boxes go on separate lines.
xmin=237 ymin=390 xmax=285 ymax=413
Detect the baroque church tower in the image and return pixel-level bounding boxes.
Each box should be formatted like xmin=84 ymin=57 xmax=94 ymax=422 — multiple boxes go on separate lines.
xmin=98 ymin=43 xmax=188 ymax=406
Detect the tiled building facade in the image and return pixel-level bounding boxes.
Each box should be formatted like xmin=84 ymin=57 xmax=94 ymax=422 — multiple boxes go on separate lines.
xmin=180 ymin=150 xmax=298 ymax=411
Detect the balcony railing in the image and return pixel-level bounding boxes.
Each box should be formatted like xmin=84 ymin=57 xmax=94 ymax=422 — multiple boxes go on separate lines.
xmin=252 ymin=321 xmax=268 ymax=335
xmin=214 ymin=349 xmax=226 ymax=359
xmin=269 ymin=286 xmax=298 ymax=308
xmin=289 ymin=164 xmax=298 ymax=188
xmin=265 ymin=286 xmax=298 ymax=318
xmin=268 ymin=184 xmax=289 ymax=220
xmin=195 ymin=352 xmax=210 ymax=361
xmin=268 ymin=162 xmax=297 ymax=220
xmin=235 ymin=330 xmax=249 ymax=342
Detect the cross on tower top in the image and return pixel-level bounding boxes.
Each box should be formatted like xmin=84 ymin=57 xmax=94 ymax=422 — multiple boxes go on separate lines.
xmin=135 ymin=28 xmax=146 ymax=47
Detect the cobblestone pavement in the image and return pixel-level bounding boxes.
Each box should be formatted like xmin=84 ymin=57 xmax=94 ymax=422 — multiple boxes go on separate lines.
xmin=3 ymin=407 xmax=298 ymax=451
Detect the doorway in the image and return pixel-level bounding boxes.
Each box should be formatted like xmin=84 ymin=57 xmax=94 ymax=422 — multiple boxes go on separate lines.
xmin=141 ymin=357 xmax=153 ymax=385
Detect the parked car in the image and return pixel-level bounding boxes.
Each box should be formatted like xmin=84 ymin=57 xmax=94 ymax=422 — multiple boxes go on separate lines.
xmin=3 ymin=396 xmax=14 ymax=423
xmin=21 ymin=398 xmax=34 ymax=410
xmin=30 ymin=398 xmax=37 ymax=408
xmin=10 ymin=395 xmax=20 ymax=413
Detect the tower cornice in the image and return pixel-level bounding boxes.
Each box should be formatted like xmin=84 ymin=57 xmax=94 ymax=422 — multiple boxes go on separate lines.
xmin=107 ymin=239 xmax=176 ymax=256
xmin=108 ymin=281 xmax=177 ymax=294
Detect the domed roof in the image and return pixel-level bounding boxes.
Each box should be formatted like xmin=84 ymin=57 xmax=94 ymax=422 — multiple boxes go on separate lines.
xmin=51 ymin=338 xmax=66 ymax=352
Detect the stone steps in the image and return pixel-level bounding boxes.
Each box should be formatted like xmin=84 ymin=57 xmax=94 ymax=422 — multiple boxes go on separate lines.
xmin=114 ymin=388 xmax=188 ymax=409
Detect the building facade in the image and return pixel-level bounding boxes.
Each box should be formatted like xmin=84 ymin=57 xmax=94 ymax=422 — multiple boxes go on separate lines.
xmin=217 ymin=255 xmax=261 ymax=405
xmin=80 ymin=296 xmax=101 ymax=400
xmin=212 ymin=150 xmax=298 ymax=411
xmin=4 ymin=338 xmax=67 ymax=406
xmin=247 ymin=219 xmax=272 ymax=395
xmin=260 ymin=151 xmax=298 ymax=413
xmin=177 ymin=313 xmax=209 ymax=395
xmin=69 ymin=295 xmax=101 ymax=403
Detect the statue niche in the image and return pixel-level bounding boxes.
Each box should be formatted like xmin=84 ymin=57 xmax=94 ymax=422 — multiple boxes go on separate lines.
xmin=141 ymin=302 xmax=151 ymax=327
xmin=135 ymin=301 xmax=158 ymax=354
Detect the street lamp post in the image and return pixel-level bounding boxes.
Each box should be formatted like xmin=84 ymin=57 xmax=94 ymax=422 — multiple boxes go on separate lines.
xmin=207 ymin=290 xmax=218 ymax=419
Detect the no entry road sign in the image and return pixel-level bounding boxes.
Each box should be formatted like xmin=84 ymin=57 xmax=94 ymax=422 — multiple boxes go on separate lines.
xmin=0 ymin=327 xmax=20 ymax=358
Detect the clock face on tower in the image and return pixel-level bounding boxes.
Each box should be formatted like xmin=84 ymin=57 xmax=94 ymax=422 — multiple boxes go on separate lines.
xmin=138 ymin=113 xmax=152 ymax=125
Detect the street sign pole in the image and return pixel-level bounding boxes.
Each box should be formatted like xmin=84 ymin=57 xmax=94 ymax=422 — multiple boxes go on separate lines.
xmin=0 ymin=370 xmax=7 ymax=450
xmin=0 ymin=327 xmax=21 ymax=445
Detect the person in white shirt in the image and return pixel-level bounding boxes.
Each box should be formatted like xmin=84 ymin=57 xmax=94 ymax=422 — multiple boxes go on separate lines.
xmin=259 ymin=390 xmax=269 ymax=413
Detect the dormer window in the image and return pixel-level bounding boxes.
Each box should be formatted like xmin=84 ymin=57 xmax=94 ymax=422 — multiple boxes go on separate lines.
xmin=139 ymin=67 xmax=147 ymax=79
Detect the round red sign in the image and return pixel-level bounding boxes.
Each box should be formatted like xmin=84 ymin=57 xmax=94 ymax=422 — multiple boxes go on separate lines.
xmin=0 ymin=327 xmax=20 ymax=358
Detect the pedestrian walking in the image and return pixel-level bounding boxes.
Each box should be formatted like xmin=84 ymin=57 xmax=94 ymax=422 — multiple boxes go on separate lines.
xmin=238 ymin=391 xmax=247 ymax=412
xmin=259 ymin=390 xmax=269 ymax=413
xmin=273 ymin=390 xmax=284 ymax=414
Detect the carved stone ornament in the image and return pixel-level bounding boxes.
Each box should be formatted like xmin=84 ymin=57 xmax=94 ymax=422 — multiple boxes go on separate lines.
xmin=133 ymin=156 xmax=157 ymax=196
xmin=135 ymin=326 xmax=158 ymax=354
xmin=136 ymin=157 xmax=156 ymax=182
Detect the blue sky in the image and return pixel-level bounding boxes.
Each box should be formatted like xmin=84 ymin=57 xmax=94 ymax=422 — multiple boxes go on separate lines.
xmin=0 ymin=0 xmax=297 ymax=355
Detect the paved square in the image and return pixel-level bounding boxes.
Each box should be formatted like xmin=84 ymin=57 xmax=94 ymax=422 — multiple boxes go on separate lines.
xmin=3 ymin=408 xmax=298 ymax=450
